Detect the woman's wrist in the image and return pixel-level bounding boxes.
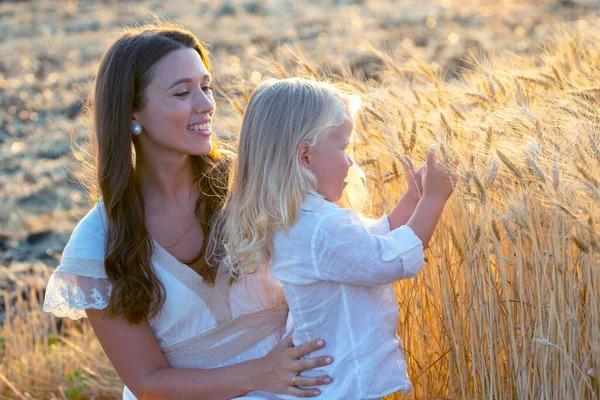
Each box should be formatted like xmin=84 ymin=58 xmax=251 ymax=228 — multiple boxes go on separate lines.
xmin=243 ymin=357 xmax=265 ymax=393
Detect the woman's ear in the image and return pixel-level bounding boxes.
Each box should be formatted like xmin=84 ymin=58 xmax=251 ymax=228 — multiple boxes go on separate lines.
xmin=131 ymin=114 xmax=140 ymax=129
xmin=131 ymin=113 xmax=142 ymax=126
xmin=298 ymin=141 xmax=312 ymax=170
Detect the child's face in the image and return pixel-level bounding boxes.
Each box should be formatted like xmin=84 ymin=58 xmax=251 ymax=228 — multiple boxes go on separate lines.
xmin=307 ymin=119 xmax=354 ymax=202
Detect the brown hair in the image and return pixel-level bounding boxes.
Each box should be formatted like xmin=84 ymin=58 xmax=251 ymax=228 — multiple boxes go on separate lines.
xmin=84 ymin=21 xmax=229 ymax=324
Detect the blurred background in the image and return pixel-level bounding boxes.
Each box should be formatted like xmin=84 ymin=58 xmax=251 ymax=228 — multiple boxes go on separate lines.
xmin=1 ymin=0 xmax=598 ymax=278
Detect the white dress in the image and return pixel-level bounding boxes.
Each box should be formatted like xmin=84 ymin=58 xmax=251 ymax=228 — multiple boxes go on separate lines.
xmin=43 ymin=202 xmax=287 ymax=400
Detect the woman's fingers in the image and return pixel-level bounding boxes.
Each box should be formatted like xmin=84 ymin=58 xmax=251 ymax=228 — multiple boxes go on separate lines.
xmin=280 ymin=331 xmax=295 ymax=349
xmin=294 ymin=356 xmax=333 ymax=371
xmin=288 ymin=339 xmax=326 ymax=359
xmin=286 ymin=387 xmax=322 ymax=398
xmin=284 ymin=375 xmax=333 ymax=397
xmin=292 ymin=374 xmax=333 ymax=387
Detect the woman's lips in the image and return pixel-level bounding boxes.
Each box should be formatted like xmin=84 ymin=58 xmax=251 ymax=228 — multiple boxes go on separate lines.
xmin=187 ymin=122 xmax=211 ymax=136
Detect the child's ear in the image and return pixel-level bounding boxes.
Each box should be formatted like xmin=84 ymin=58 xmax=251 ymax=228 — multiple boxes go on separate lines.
xmin=298 ymin=141 xmax=312 ymax=169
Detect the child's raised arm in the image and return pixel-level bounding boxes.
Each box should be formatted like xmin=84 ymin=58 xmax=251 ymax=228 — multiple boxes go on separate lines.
xmin=298 ymin=146 xmax=453 ymax=287
xmin=387 ymin=157 xmax=424 ymax=230
xmin=406 ymin=146 xmax=455 ymax=248
xmin=305 ymin=209 xmax=425 ymax=286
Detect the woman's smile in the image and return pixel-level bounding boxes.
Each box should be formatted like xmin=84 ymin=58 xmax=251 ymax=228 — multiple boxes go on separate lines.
xmin=187 ymin=119 xmax=211 ymax=136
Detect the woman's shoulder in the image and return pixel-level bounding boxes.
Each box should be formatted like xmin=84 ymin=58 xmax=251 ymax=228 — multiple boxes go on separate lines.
xmin=44 ymin=202 xmax=111 ymax=319
xmin=58 ymin=201 xmax=108 ymax=273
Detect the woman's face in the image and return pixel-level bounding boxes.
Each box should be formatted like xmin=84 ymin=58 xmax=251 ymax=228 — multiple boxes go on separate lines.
xmin=133 ymin=47 xmax=215 ymax=158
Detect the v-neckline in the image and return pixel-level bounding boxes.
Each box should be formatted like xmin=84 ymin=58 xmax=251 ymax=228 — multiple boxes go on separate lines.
xmin=151 ymin=238 xmax=233 ymax=324
xmin=152 ymin=238 xmax=203 ymax=276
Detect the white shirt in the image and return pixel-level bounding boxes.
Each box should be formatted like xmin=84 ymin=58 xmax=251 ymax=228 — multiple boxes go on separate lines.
xmin=270 ymin=194 xmax=425 ymax=400
xmin=43 ymin=202 xmax=286 ymax=400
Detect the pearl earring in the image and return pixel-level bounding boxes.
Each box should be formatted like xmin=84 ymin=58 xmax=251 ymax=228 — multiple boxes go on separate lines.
xmin=132 ymin=124 xmax=142 ymax=136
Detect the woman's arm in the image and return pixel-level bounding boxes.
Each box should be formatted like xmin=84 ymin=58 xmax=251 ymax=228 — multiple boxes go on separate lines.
xmin=86 ymin=309 xmax=333 ymax=399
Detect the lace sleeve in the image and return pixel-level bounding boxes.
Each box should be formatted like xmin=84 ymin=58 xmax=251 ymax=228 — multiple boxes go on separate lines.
xmin=43 ymin=259 xmax=112 ymax=320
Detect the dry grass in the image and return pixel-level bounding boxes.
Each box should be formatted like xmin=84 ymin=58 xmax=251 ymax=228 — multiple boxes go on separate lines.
xmin=2 ymin=18 xmax=600 ymax=400
xmin=0 ymin=265 xmax=120 ymax=399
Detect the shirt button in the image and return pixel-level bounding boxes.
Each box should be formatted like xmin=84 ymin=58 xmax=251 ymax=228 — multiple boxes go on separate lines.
xmin=386 ymin=251 xmax=393 ymax=257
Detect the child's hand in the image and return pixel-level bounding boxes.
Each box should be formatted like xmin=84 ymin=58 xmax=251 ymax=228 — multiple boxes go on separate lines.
xmin=402 ymin=156 xmax=424 ymax=202
xmin=422 ymin=145 xmax=455 ymax=201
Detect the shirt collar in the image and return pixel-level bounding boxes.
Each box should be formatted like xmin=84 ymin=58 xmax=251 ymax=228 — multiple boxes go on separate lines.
xmin=301 ymin=193 xmax=340 ymax=212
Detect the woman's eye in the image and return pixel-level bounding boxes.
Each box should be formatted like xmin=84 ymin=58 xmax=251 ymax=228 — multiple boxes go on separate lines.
xmin=202 ymin=85 xmax=214 ymax=93
xmin=175 ymin=90 xmax=190 ymax=97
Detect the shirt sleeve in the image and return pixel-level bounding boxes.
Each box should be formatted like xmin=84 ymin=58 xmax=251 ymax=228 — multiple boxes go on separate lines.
xmin=362 ymin=215 xmax=391 ymax=236
xmin=43 ymin=268 xmax=112 ymax=320
xmin=43 ymin=204 xmax=112 ymax=320
xmin=310 ymin=209 xmax=424 ymax=286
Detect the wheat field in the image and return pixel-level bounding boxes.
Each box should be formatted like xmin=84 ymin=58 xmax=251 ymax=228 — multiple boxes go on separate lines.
xmin=1 ymin=1 xmax=599 ymax=399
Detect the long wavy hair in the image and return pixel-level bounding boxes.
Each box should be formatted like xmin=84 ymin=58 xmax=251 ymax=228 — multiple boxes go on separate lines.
xmin=222 ymin=78 xmax=360 ymax=277
xmin=82 ymin=21 xmax=230 ymax=324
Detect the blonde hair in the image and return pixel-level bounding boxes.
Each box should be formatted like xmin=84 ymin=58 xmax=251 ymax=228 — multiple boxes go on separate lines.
xmin=222 ymin=78 xmax=361 ymax=276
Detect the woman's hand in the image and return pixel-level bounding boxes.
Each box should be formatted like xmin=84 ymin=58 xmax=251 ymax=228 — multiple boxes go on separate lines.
xmin=253 ymin=332 xmax=333 ymax=397
xmin=87 ymin=310 xmax=330 ymax=400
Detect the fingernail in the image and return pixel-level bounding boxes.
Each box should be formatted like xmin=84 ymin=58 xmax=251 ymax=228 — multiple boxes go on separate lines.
xmin=324 ymin=377 xmax=332 ymax=384
xmin=313 ymin=391 xmax=320 ymax=396
xmin=325 ymin=357 xmax=333 ymax=364
xmin=316 ymin=340 xmax=324 ymax=347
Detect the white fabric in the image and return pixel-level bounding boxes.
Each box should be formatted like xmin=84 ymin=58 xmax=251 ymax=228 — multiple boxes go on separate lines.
xmin=44 ymin=271 xmax=112 ymax=320
xmin=44 ymin=204 xmax=111 ymax=320
xmin=43 ymin=202 xmax=286 ymax=400
xmin=271 ymin=194 xmax=424 ymax=400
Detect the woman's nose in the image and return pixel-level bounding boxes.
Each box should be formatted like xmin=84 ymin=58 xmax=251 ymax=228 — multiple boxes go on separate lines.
xmin=194 ymin=89 xmax=215 ymax=114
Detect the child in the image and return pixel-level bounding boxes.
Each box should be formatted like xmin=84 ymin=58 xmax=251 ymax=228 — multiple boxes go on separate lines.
xmin=222 ymin=78 xmax=454 ymax=399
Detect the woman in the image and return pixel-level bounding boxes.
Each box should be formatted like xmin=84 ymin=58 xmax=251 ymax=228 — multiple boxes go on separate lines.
xmin=43 ymin=21 xmax=333 ymax=399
